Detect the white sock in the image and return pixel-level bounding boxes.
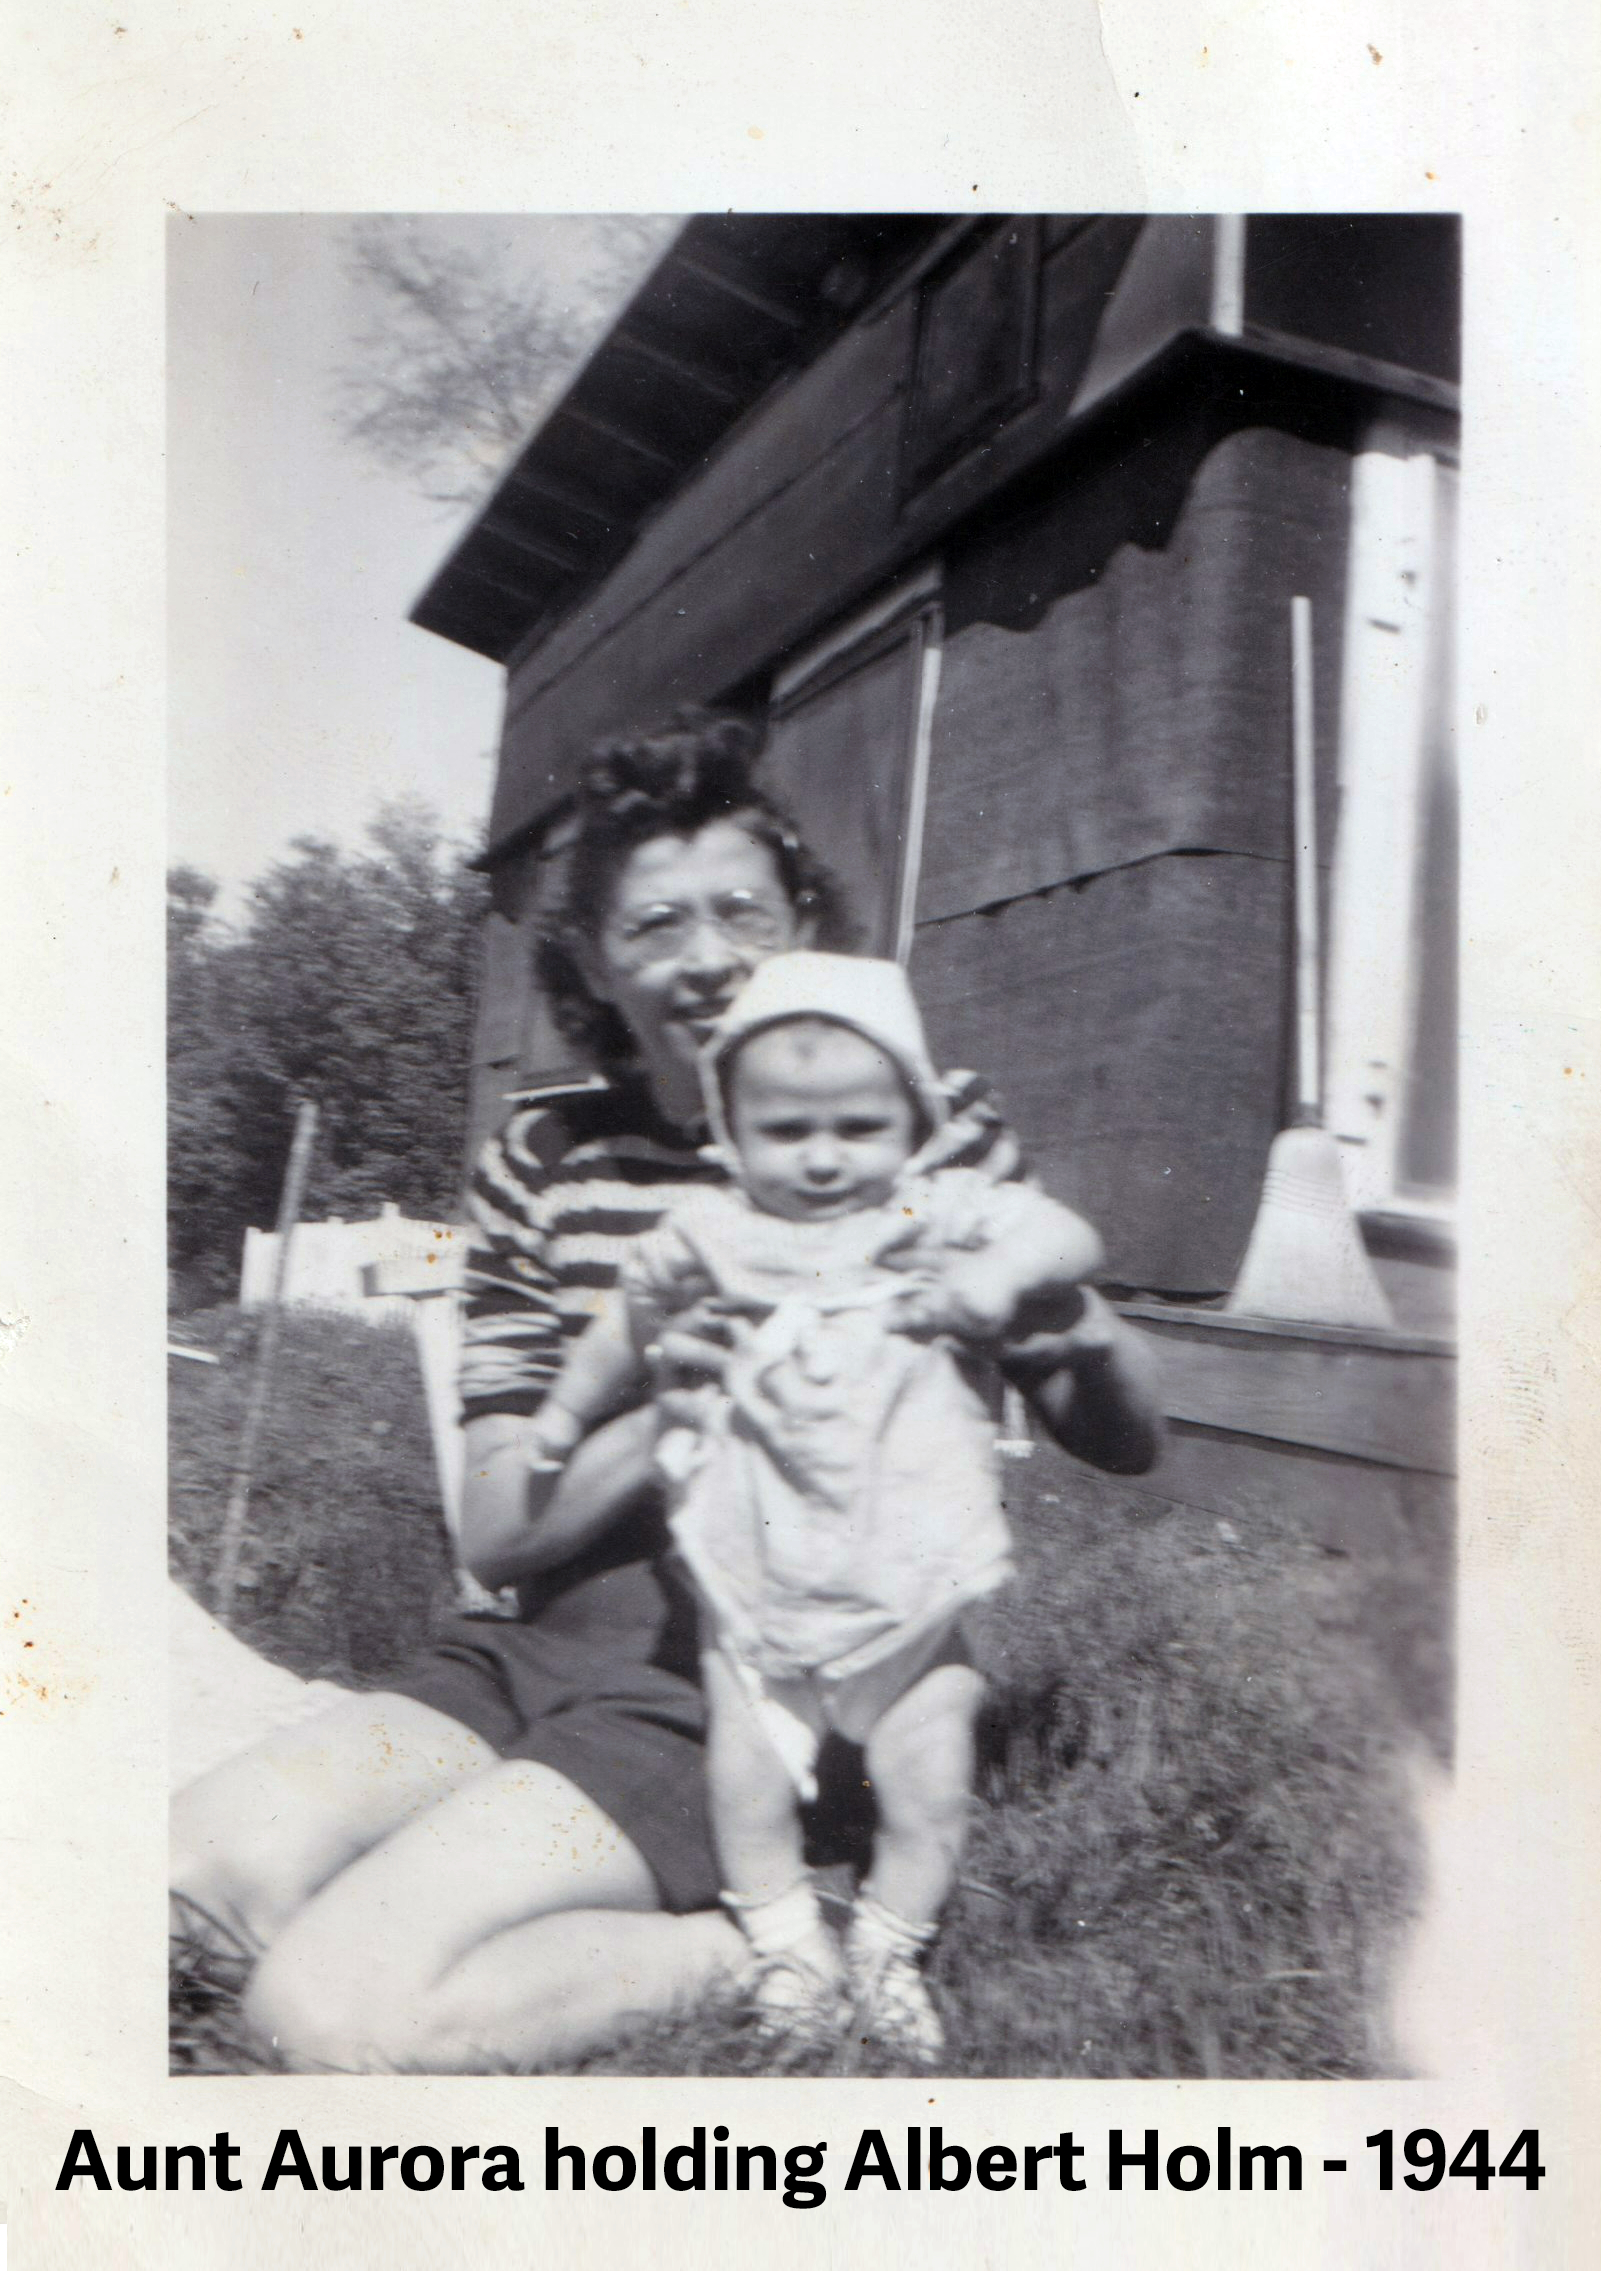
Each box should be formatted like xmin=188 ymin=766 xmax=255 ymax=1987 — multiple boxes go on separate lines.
xmin=721 ymin=1879 xmax=834 ymax=1966
xmin=848 ymin=1888 xmax=937 ymax=1969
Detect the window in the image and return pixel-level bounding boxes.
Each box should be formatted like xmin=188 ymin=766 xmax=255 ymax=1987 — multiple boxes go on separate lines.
xmin=1324 ymin=432 xmax=1458 ymax=1231
xmin=760 ymin=564 xmax=944 ymax=960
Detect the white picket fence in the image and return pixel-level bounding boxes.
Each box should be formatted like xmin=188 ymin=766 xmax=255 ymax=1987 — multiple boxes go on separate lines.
xmin=240 ymin=1201 xmax=456 ymax=1325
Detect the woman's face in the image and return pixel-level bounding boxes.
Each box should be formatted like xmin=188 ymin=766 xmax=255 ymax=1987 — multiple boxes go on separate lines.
xmin=581 ymin=817 xmax=812 ymax=1116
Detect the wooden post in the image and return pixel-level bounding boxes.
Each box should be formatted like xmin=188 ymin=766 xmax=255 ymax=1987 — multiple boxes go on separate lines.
xmin=1289 ymin=594 xmax=1322 ymax=1125
xmin=212 ymin=1097 xmax=318 ymax=1619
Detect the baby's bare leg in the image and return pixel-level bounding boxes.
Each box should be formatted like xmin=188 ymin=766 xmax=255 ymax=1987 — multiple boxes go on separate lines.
xmin=861 ymin=1657 xmax=986 ymax=1926
xmin=700 ymin=1645 xmax=810 ymax=1902
xmin=701 ymin=1647 xmax=843 ymax=2026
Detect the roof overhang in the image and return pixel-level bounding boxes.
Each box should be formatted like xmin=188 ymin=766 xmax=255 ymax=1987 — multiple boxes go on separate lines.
xmin=410 ymin=214 xmax=947 ymax=664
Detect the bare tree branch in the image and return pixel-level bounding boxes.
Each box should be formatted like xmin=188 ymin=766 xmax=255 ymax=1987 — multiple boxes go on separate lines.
xmin=333 ymin=217 xmax=675 ymax=509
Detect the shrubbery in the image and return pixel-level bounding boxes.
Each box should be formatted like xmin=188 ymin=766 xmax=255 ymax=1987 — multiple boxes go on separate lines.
xmin=168 ymin=807 xmax=485 ymax=1309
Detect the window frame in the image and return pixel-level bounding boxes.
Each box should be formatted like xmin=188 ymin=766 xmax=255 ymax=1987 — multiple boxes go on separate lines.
xmin=1324 ymin=424 xmax=1459 ymax=1245
xmin=766 ymin=560 xmax=945 ymax=963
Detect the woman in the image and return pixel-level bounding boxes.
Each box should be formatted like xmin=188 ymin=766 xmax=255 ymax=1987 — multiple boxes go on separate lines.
xmin=172 ymin=712 xmax=1162 ymax=2073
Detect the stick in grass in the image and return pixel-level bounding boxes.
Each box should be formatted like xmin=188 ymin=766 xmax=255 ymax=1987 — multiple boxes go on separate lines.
xmin=212 ymin=1096 xmax=319 ymax=1618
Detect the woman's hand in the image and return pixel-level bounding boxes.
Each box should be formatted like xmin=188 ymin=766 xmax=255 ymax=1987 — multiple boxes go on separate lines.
xmin=641 ymin=1295 xmax=760 ymax=1426
xmin=1000 ymin=1289 xmax=1166 ymax=1475
xmin=892 ymin=1260 xmax=1089 ymax=1348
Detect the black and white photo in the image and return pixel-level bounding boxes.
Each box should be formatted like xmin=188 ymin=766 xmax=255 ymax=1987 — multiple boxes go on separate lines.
xmin=168 ymin=211 xmax=1458 ymax=2082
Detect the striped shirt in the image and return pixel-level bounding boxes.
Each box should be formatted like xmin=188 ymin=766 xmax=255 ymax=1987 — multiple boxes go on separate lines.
xmin=459 ymin=1069 xmax=1023 ymax=1425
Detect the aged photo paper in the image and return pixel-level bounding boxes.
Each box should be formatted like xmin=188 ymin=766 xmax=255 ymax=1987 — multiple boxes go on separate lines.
xmin=3 ymin=1 xmax=1598 ymax=2264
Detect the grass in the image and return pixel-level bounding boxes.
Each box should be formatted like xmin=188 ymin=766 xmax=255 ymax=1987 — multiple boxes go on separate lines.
xmin=170 ymin=1307 xmax=1441 ymax=2078
xmin=168 ymin=1303 xmax=457 ymax=1686
xmin=577 ymin=1461 xmax=1430 ymax=2079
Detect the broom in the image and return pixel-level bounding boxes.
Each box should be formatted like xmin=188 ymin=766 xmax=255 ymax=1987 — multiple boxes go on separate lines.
xmin=1226 ymin=597 xmax=1394 ymax=1329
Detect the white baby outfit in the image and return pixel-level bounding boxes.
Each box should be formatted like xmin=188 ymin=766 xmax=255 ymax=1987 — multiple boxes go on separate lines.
xmin=618 ymin=952 xmax=1058 ymax=1795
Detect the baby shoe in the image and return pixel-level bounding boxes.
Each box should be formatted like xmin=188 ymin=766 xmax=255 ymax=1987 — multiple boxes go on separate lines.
xmin=748 ymin=1941 xmax=849 ymax=2047
xmin=845 ymin=1890 xmax=945 ymax=2061
xmin=724 ymin=1881 xmax=847 ymax=2050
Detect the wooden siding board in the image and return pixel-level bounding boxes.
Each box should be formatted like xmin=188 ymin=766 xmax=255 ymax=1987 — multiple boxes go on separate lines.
xmin=909 ymin=851 xmax=1285 ymax=1293
xmin=490 ymin=363 xmax=918 ymax=832
xmin=1137 ymin=1323 xmax=1455 ymax=1473
xmin=486 ymin=225 xmax=1163 ymax=848
xmin=919 ymin=424 xmax=1354 ymax=921
xmin=499 ymin=301 xmax=919 ymax=721
xmin=1134 ymin=1425 xmax=1414 ymax=1547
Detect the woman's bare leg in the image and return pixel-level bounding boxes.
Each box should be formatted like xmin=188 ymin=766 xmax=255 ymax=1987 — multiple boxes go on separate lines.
xmin=243 ymin=1756 xmax=747 ymax=2072
xmin=170 ymin=1693 xmax=497 ymax=1954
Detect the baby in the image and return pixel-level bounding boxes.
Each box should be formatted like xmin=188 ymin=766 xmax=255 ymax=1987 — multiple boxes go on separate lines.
xmin=525 ymin=952 xmax=1103 ymax=2055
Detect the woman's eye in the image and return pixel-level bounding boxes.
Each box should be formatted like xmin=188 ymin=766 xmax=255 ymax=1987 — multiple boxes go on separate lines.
xmin=627 ymin=907 xmax=683 ymax=939
xmin=718 ymin=896 xmax=784 ymax=942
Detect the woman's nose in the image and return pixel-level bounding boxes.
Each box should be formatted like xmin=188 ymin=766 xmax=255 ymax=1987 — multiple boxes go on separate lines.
xmin=676 ymin=914 xmax=745 ymax=983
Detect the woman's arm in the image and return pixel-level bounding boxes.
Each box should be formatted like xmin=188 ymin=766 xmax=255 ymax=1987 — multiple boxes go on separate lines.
xmin=999 ymin=1288 xmax=1166 ymax=1475
xmin=459 ymin=1405 xmax=664 ymax=1591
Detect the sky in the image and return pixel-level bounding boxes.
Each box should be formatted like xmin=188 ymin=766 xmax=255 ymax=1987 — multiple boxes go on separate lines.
xmin=167 ymin=214 xmax=673 ymax=917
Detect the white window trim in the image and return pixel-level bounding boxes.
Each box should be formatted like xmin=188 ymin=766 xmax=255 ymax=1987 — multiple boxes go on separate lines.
xmin=1324 ymin=438 xmax=1455 ymax=1232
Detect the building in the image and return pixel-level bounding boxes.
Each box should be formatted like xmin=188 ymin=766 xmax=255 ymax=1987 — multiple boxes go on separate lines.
xmin=413 ymin=213 xmax=1458 ymax=1738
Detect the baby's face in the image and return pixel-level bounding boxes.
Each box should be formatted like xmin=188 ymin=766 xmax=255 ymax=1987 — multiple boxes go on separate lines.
xmin=725 ymin=1021 xmax=919 ymax=1221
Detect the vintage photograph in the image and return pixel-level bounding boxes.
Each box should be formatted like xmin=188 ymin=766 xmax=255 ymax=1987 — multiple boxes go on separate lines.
xmin=166 ymin=211 xmax=1460 ymax=2080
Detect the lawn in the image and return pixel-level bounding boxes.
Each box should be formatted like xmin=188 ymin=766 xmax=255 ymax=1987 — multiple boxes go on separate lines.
xmin=169 ymin=1304 xmax=457 ymax=1687
xmin=170 ymin=1305 xmax=1437 ymax=2078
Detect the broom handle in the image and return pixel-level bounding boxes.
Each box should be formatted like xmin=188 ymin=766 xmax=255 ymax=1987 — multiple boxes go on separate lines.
xmin=1289 ymin=595 xmax=1321 ymax=1124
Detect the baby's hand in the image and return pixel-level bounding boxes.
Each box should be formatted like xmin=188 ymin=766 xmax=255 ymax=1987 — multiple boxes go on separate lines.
xmin=644 ymin=1296 xmax=765 ymax=1427
xmin=525 ymin=1400 xmax=585 ymax=1473
xmin=893 ymin=1257 xmax=1087 ymax=1347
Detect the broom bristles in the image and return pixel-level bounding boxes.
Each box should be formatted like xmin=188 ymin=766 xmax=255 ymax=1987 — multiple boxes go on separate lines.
xmin=1226 ymin=1125 xmax=1395 ymax=1330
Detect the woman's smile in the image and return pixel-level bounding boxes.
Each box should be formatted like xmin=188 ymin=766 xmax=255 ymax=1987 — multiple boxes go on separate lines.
xmin=671 ymin=994 xmax=737 ymax=1041
xmin=583 ymin=818 xmax=811 ymax=1120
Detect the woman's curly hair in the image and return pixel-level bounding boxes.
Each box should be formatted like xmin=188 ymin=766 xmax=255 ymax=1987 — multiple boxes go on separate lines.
xmin=535 ymin=708 xmax=854 ymax=1070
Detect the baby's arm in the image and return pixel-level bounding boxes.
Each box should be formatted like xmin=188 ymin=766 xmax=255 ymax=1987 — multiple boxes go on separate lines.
xmin=892 ymin=1178 xmax=1163 ymax=1472
xmin=892 ymin=1179 xmax=1105 ymax=1347
xmin=525 ymin=1223 xmax=706 ymax=1467
xmin=524 ymin=1294 xmax=646 ymax=1466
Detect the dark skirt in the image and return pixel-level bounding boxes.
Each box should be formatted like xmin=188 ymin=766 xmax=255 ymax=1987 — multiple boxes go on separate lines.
xmin=385 ymin=1501 xmax=721 ymax=1912
xmin=385 ymin=1500 xmax=875 ymax=1913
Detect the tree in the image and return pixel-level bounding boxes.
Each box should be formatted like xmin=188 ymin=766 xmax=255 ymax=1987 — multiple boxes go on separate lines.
xmin=167 ymin=805 xmax=488 ymax=1308
xmin=334 ymin=216 xmax=673 ymax=508
xmin=169 ymin=865 xmax=251 ymax=1304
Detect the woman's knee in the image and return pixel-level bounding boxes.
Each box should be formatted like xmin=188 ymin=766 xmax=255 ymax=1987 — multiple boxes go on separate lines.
xmin=170 ymin=1774 xmax=323 ymax=1954
xmin=243 ymin=1918 xmax=454 ymax=2073
xmin=171 ymin=1697 xmax=497 ymax=1951
xmin=243 ymin=1932 xmax=360 ymax=2072
xmin=243 ymin=1902 xmax=638 ymax=2075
